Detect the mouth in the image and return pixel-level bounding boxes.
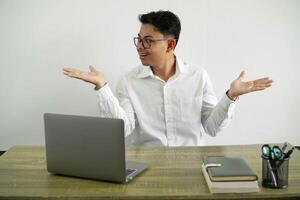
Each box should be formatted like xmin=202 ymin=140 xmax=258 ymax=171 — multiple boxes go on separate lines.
xmin=138 ymin=52 xmax=149 ymax=60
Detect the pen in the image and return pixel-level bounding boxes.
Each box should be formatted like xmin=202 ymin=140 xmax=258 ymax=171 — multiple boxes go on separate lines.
xmin=276 ymin=146 xmax=296 ymax=170
xmin=281 ymin=142 xmax=288 ymax=153
xmin=284 ymin=147 xmax=295 ymax=159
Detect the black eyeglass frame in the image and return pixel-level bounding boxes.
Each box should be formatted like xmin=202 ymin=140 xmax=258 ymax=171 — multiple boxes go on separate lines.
xmin=133 ymin=37 xmax=168 ymax=49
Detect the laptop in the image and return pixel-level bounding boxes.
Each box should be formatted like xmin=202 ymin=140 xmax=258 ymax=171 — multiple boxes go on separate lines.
xmin=44 ymin=113 xmax=148 ymax=183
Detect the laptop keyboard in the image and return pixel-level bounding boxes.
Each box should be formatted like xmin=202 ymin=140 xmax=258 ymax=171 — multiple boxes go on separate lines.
xmin=126 ymin=168 xmax=136 ymax=176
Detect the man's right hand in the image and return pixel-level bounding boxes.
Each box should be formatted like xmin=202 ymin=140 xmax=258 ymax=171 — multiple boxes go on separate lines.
xmin=63 ymin=65 xmax=106 ymax=90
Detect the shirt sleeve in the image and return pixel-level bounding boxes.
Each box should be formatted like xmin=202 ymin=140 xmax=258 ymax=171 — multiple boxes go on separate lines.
xmin=200 ymin=70 xmax=237 ymax=137
xmin=96 ymin=77 xmax=135 ymax=137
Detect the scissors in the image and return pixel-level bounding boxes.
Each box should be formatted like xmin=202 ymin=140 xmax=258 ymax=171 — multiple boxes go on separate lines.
xmin=261 ymin=144 xmax=283 ymax=160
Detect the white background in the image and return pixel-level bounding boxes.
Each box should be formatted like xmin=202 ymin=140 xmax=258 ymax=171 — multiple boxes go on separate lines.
xmin=0 ymin=0 xmax=299 ymax=150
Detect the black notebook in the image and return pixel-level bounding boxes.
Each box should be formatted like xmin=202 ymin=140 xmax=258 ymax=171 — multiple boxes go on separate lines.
xmin=203 ymin=156 xmax=258 ymax=182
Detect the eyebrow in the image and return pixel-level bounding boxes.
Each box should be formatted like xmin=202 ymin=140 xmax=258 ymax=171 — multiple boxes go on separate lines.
xmin=137 ymin=34 xmax=153 ymax=38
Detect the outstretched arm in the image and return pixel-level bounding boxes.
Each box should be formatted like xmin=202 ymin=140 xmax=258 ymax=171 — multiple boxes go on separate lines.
xmin=62 ymin=66 xmax=135 ymax=137
xmin=201 ymin=70 xmax=273 ymax=136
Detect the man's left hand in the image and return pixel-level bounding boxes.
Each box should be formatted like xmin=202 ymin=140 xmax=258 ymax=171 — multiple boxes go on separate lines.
xmin=227 ymin=70 xmax=273 ymax=101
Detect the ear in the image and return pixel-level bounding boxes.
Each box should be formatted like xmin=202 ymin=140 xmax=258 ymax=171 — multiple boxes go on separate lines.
xmin=166 ymin=39 xmax=177 ymax=52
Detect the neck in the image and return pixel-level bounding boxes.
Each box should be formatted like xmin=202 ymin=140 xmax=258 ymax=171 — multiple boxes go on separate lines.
xmin=151 ymin=54 xmax=176 ymax=82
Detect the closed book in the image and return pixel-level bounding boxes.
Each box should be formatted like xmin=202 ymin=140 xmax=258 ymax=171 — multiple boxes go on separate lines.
xmin=201 ymin=164 xmax=259 ymax=193
xmin=203 ymin=156 xmax=258 ymax=181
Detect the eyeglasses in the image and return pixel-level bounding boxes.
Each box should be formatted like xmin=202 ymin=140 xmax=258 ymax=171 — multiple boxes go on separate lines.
xmin=133 ymin=37 xmax=168 ymax=49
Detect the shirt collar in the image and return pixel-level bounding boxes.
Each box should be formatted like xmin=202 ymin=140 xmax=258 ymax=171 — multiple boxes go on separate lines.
xmin=136 ymin=56 xmax=188 ymax=79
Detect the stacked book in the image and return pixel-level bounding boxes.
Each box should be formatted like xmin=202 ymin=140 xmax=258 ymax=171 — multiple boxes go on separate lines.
xmin=202 ymin=156 xmax=259 ymax=193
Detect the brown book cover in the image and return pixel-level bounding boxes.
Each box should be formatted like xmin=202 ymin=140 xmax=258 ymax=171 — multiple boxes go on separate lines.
xmin=201 ymin=164 xmax=259 ymax=193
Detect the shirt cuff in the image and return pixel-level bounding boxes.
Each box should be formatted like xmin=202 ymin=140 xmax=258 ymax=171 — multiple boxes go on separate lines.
xmin=95 ymin=84 xmax=115 ymax=102
xmin=219 ymin=94 xmax=238 ymax=114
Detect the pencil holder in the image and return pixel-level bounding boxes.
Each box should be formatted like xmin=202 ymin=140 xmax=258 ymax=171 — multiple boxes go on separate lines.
xmin=262 ymin=156 xmax=289 ymax=188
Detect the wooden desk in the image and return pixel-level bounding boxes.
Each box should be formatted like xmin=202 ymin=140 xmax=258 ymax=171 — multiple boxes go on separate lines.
xmin=0 ymin=144 xmax=299 ymax=199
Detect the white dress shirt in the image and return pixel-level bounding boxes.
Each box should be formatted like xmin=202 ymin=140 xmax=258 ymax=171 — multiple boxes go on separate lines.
xmin=96 ymin=57 xmax=237 ymax=146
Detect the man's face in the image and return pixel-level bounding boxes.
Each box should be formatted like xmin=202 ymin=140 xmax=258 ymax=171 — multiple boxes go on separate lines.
xmin=136 ymin=24 xmax=169 ymax=66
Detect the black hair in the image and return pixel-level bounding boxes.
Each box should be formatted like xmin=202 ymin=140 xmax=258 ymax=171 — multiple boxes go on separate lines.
xmin=139 ymin=10 xmax=181 ymax=46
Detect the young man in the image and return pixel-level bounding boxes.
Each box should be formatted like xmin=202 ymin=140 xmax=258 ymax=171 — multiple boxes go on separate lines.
xmin=63 ymin=11 xmax=272 ymax=146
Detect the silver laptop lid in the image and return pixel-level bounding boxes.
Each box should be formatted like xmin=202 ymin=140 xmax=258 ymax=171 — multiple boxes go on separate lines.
xmin=44 ymin=113 xmax=126 ymax=183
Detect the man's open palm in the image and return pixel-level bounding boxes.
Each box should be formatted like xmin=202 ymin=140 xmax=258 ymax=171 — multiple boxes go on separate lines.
xmin=63 ymin=66 xmax=106 ymax=89
xmin=228 ymin=71 xmax=273 ymax=100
